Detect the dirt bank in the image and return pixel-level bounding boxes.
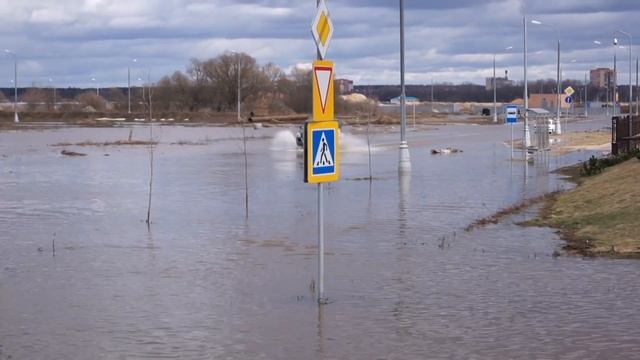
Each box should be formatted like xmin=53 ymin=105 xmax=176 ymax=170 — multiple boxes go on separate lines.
xmin=531 ymin=158 xmax=640 ymax=258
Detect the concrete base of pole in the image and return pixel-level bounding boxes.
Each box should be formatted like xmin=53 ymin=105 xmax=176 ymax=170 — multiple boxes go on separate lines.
xmin=555 ymin=117 xmax=562 ymax=135
xmin=493 ymin=114 xmax=498 ymax=123
xmin=14 ymin=113 xmax=19 ymax=123
xmin=524 ymin=126 xmax=531 ymax=148
xmin=398 ymin=142 xmax=411 ymax=173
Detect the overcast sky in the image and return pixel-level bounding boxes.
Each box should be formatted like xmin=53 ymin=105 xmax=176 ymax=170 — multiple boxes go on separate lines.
xmin=1 ymin=0 xmax=639 ymax=88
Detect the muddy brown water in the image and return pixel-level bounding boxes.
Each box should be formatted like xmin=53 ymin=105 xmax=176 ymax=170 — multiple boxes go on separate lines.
xmin=1 ymin=118 xmax=639 ymax=359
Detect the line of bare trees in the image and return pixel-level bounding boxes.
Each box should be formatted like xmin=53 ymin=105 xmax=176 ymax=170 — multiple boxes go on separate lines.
xmin=152 ymin=52 xmax=312 ymax=115
xmin=0 ymin=52 xmax=317 ymax=116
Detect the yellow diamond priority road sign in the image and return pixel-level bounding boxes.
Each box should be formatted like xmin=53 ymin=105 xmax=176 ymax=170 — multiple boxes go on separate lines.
xmin=564 ymin=86 xmax=575 ymax=96
xmin=311 ymin=0 xmax=333 ymax=60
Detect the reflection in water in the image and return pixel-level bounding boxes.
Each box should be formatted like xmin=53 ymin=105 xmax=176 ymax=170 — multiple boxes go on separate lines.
xmin=316 ymin=302 xmax=325 ymax=357
xmin=398 ymin=171 xmax=411 ymax=242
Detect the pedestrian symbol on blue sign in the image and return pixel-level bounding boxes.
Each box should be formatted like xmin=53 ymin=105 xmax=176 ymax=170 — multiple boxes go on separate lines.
xmin=312 ymin=128 xmax=336 ymax=176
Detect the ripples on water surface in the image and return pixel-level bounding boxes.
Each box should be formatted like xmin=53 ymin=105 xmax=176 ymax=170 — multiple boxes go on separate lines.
xmin=1 ymin=120 xmax=639 ymax=359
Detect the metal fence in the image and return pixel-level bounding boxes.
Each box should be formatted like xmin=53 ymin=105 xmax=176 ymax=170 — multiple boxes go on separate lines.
xmin=612 ymin=116 xmax=640 ymax=155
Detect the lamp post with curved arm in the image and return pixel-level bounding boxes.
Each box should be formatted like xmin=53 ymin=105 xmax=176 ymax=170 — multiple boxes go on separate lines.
xmin=531 ymin=19 xmax=562 ymax=134
xmin=613 ymin=30 xmax=632 ymax=117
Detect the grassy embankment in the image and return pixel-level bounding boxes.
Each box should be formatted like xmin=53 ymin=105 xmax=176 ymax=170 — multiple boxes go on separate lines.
xmin=533 ymin=155 xmax=640 ymax=258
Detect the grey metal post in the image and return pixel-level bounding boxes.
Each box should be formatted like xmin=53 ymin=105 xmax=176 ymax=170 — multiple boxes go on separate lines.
xmin=413 ymin=102 xmax=416 ymax=127
xmin=493 ymin=55 xmax=497 ymax=123
xmin=238 ymin=53 xmax=248 ymax=219
xmin=556 ymin=40 xmax=561 ymax=133
xmin=629 ymin=36 xmax=632 ymax=117
xmin=14 ymin=56 xmax=17 ymax=122
xmin=584 ymin=73 xmax=588 ymax=117
xmin=398 ymin=0 xmax=411 ymax=172
xmin=523 ymin=16 xmax=530 ymax=155
xmin=128 ymin=67 xmax=131 ymax=114
xmin=7 ymin=51 xmax=18 ymax=123
xmin=430 ymin=78 xmax=434 ymax=112
xmin=636 ymin=58 xmax=640 ymax=116
xmin=612 ymin=31 xmax=633 ymax=116
xmin=316 ymin=0 xmax=325 ymax=305
xmin=318 ymin=181 xmax=324 ymax=302
xmin=613 ymin=50 xmax=617 ymax=116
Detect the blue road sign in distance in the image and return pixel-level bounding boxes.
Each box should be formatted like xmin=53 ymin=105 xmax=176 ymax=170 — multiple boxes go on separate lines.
xmin=565 ymin=96 xmax=573 ymax=104
xmin=506 ymin=105 xmax=518 ymax=124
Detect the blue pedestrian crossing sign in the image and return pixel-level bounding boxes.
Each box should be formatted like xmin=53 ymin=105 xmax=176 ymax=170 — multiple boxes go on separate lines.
xmin=304 ymin=120 xmax=340 ymax=183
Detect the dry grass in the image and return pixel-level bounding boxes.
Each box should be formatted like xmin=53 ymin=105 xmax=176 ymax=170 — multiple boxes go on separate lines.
xmin=535 ymin=159 xmax=640 ymax=257
xmin=508 ymin=130 xmax=611 ymax=154
xmin=551 ymin=130 xmax=611 ymax=155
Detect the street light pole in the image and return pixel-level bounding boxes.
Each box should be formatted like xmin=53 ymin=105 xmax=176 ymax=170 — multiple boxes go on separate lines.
xmin=613 ymin=42 xmax=617 ymax=116
xmin=636 ymin=58 xmax=640 ymax=116
xmin=493 ymin=54 xmax=497 ymax=123
xmin=430 ymin=78 xmax=434 ymax=113
xmin=492 ymin=46 xmax=512 ymax=124
xmin=92 ymin=78 xmax=99 ymax=96
xmin=398 ymin=0 xmax=411 ymax=172
xmin=531 ymin=20 xmax=561 ymax=134
xmin=129 ymin=59 xmax=138 ymax=114
xmin=5 ymin=50 xmax=18 ymax=123
xmin=556 ymin=39 xmax=561 ymax=134
xmin=49 ymin=78 xmax=56 ymax=111
xmin=523 ymin=16 xmax=530 ymax=154
xmin=614 ymin=30 xmax=632 ymax=116
xmin=584 ymin=73 xmax=588 ymax=117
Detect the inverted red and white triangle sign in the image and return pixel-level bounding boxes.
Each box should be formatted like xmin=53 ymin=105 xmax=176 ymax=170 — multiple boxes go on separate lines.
xmin=314 ymin=66 xmax=332 ymax=113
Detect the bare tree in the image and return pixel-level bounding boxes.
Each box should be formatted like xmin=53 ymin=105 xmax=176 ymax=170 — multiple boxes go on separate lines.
xmin=76 ymin=91 xmax=106 ymax=112
xmin=22 ymin=88 xmax=48 ymax=111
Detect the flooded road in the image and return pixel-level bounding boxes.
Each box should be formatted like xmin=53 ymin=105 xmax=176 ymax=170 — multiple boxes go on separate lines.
xmin=1 ymin=119 xmax=639 ymax=359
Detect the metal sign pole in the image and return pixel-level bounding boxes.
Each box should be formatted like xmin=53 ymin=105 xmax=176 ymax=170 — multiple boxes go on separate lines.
xmin=316 ymin=0 xmax=324 ymax=305
xmin=318 ymin=182 xmax=324 ymax=302
xmin=511 ymin=124 xmax=514 ymax=161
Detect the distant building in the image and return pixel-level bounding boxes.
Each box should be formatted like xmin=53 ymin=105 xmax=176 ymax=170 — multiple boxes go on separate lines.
xmin=485 ymin=70 xmax=514 ymax=90
xmin=528 ymin=93 xmax=570 ymax=110
xmin=335 ymin=79 xmax=354 ymax=95
xmin=590 ymin=68 xmax=615 ymax=88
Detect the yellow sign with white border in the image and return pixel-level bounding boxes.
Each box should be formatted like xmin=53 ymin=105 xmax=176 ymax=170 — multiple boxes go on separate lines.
xmin=304 ymin=120 xmax=339 ymax=184
xmin=312 ymin=60 xmax=335 ymax=122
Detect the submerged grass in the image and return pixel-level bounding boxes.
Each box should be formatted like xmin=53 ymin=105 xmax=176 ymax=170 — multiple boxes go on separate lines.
xmin=52 ymin=140 xmax=157 ymax=147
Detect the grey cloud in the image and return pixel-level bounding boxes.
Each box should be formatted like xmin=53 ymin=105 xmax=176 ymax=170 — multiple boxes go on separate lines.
xmin=0 ymin=0 xmax=639 ymax=87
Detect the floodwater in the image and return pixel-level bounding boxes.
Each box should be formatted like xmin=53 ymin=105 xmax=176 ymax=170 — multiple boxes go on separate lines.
xmin=1 ymin=117 xmax=639 ymax=359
